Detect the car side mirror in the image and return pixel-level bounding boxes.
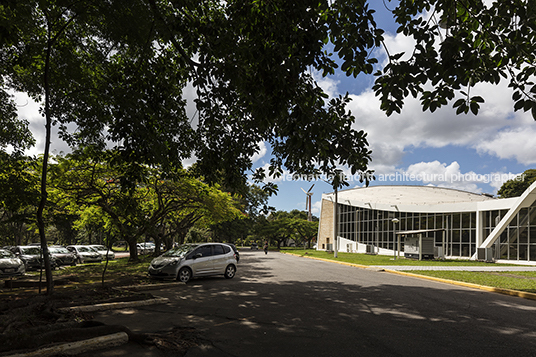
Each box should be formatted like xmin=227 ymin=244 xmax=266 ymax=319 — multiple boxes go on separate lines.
xmin=194 ymin=253 xmax=203 ymax=259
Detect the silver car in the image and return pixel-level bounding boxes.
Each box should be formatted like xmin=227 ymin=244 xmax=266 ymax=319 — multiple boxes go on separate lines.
xmin=66 ymin=245 xmax=102 ymax=264
xmin=9 ymin=246 xmax=45 ymax=270
xmin=148 ymin=243 xmax=237 ymax=283
xmin=89 ymin=245 xmax=115 ymax=260
xmin=48 ymin=246 xmax=77 ymax=266
xmin=0 ymin=249 xmax=26 ymax=277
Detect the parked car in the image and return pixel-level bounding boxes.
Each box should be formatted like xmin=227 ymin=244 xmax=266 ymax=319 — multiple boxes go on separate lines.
xmin=227 ymin=243 xmax=240 ymax=262
xmin=0 ymin=249 xmax=26 ymax=278
xmin=66 ymin=245 xmax=102 ymax=264
xmin=137 ymin=242 xmax=155 ymax=254
xmin=250 ymin=243 xmax=258 ymax=250
xmin=48 ymin=246 xmax=77 ymax=266
xmin=148 ymin=243 xmax=237 ymax=283
xmin=9 ymin=246 xmax=55 ymax=270
xmin=89 ymin=245 xmax=115 ymax=260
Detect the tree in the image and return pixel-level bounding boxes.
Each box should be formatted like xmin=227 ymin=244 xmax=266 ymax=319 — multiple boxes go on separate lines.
xmin=50 ymin=151 xmax=243 ymax=262
xmin=290 ymin=217 xmax=319 ymax=248
xmin=256 ymin=211 xmax=297 ymax=250
xmin=4 ymin=0 xmax=536 ymax=292
xmin=498 ymin=169 xmax=536 ymax=198
xmin=210 ymin=184 xmax=272 ymax=244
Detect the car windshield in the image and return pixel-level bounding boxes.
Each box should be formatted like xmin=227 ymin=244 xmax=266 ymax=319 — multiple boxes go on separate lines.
xmin=49 ymin=247 xmax=69 ymax=254
xmin=162 ymin=244 xmax=198 ymax=258
xmin=21 ymin=247 xmax=41 ymax=255
xmin=0 ymin=250 xmax=14 ymax=258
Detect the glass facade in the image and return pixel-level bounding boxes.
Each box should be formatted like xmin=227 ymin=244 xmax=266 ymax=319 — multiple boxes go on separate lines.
xmin=483 ymin=205 xmax=536 ymax=261
xmin=338 ymin=201 xmax=536 ymax=260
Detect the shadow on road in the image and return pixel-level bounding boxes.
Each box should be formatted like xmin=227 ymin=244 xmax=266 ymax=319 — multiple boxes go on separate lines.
xmin=90 ymin=251 xmax=536 ymax=357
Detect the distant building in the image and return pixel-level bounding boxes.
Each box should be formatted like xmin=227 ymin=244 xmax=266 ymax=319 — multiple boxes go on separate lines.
xmin=317 ymin=182 xmax=536 ymax=263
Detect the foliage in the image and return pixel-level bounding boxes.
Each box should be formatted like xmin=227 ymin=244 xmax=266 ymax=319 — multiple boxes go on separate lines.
xmin=375 ymin=0 xmax=536 ymax=118
xmin=256 ymin=210 xmax=318 ymax=249
xmin=0 ymin=153 xmax=40 ymax=246
xmin=48 ymin=151 xmax=243 ymax=261
xmin=185 ymin=227 xmax=212 ymax=243
xmin=498 ymin=169 xmax=536 ymax=198
xmin=209 ymin=184 xmax=272 ymax=243
xmin=291 ymin=219 xmax=319 ymax=248
xmin=0 ymin=91 xmax=34 ymax=152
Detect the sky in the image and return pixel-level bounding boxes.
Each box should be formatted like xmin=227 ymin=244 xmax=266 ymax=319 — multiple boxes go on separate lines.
xmin=13 ymin=2 xmax=536 ymax=219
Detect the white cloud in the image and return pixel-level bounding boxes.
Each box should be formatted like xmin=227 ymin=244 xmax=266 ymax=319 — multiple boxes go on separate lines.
xmin=475 ymin=125 xmax=536 ymax=165
xmin=311 ymin=199 xmax=322 ymax=215
xmin=373 ymin=160 xmax=522 ymax=194
xmin=251 ymin=141 xmax=267 ymax=164
xmin=14 ymin=92 xmax=71 ymax=157
xmin=315 ymin=76 xmax=340 ymax=98
xmin=335 ymin=25 xmax=536 ymax=174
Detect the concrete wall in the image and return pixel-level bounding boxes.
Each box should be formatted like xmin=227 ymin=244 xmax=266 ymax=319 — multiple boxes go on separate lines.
xmin=317 ymin=199 xmax=334 ymax=250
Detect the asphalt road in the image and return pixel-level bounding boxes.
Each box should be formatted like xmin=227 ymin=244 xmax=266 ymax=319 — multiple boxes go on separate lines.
xmin=88 ymin=251 xmax=536 ymax=357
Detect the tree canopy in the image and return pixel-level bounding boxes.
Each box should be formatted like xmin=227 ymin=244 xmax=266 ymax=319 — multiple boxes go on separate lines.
xmin=2 ymin=0 xmax=536 ymax=293
xmin=498 ymin=169 xmax=536 ymax=198
xmin=3 ymin=0 xmax=536 ymax=187
xmin=49 ymin=150 xmax=243 ymax=261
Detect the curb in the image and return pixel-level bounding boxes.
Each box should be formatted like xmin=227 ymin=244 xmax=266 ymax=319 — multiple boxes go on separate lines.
xmin=384 ymin=269 xmax=536 ymax=301
xmin=283 ymin=252 xmax=536 ymax=301
xmin=57 ymin=297 xmax=170 ymax=313
xmin=5 ymin=332 xmax=128 ymax=357
xmin=116 ymin=281 xmax=184 ymax=291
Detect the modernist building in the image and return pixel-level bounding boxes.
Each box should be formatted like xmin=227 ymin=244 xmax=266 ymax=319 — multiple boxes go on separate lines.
xmin=317 ymin=182 xmax=536 ymax=263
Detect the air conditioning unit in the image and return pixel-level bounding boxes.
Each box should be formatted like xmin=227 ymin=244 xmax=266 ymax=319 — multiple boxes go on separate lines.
xmin=477 ymin=247 xmax=494 ymax=262
xmin=366 ymin=244 xmax=376 ymax=255
xmin=434 ymin=247 xmax=445 ymax=259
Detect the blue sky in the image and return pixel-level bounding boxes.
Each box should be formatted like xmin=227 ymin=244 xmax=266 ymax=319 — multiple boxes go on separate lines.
xmin=15 ymin=2 xmax=536 ymax=219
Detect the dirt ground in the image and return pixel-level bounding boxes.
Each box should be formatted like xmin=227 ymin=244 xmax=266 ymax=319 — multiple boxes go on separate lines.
xmin=0 ymin=273 xmax=194 ymax=356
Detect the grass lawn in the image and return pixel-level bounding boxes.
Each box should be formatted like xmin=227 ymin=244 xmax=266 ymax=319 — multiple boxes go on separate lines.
xmin=24 ymin=255 xmax=155 ymax=286
xmin=413 ymin=271 xmax=536 ymax=293
xmin=282 ymin=249 xmax=518 ymax=266
xmin=283 ymin=249 xmax=536 ymax=294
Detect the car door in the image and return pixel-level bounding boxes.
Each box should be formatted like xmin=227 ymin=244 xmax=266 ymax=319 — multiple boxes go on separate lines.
xmin=212 ymin=244 xmax=230 ymax=274
xmin=188 ymin=245 xmax=214 ymax=276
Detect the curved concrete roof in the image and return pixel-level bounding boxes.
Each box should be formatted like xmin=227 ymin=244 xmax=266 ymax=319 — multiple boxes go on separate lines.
xmin=329 ymin=185 xmax=496 ymax=206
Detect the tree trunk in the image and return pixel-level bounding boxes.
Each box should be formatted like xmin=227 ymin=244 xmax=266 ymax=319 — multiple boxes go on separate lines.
xmin=37 ymin=33 xmax=55 ymax=295
xmin=126 ymin=237 xmax=139 ymax=262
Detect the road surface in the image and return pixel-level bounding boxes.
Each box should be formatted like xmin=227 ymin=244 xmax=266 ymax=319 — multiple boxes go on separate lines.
xmin=89 ymin=250 xmax=536 ymax=356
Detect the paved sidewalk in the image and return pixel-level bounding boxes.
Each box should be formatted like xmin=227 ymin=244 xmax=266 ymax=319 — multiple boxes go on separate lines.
xmin=371 ymin=265 xmax=536 ymax=271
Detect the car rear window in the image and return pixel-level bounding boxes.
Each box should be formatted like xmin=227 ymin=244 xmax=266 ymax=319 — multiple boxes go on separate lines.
xmin=214 ymin=245 xmax=225 ymax=255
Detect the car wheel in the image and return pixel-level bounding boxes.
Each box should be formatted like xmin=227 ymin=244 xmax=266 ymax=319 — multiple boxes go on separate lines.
xmin=224 ymin=264 xmax=236 ymax=279
xmin=177 ymin=267 xmax=192 ymax=283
